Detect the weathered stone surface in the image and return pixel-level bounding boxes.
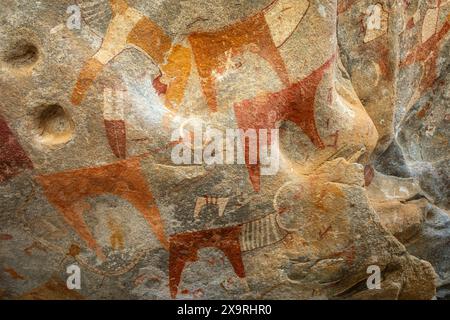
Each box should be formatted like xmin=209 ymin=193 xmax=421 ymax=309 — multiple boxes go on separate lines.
xmin=0 ymin=0 xmax=448 ymax=300
xmin=403 ymin=204 xmax=450 ymax=300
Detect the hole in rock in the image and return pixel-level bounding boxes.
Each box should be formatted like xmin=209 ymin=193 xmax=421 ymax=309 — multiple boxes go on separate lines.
xmin=36 ymin=104 xmax=75 ymax=146
xmin=2 ymin=40 xmax=39 ymax=67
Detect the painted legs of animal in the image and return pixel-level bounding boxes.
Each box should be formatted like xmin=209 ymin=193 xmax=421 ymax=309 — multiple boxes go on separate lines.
xmin=0 ymin=116 xmax=34 ymax=183
xmin=37 ymin=157 xmax=168 ymax=259
xmin=54 ymin=201 xmax=106 ymax=260
xmin=45 ymin=188 xmax=167 ymax=260
xmin=159 ymin=45 xmax=192 ymax=111
xmin=154 ymin=45 xmax=192 ymax=128
xmin=168 ymin=226 xmax=245 ymax=298
xmin=117 ymin=170 xmax=169 ymax=250
xmin=194 ymin=40 xmax=290 ymax=113
xmin=252 ymin=35 xmax=290 ymax=87
xmin=233 ymin=55 xmax=334 ymax=191
xmin=71 ymin=58 xmax=104 ymax=106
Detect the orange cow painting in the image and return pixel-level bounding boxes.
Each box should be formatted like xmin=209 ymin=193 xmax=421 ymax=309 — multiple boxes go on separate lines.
xmin=36 ymin=156 xmax=168 ymax=260
xmin=71 ymin=0 xmax=310 ymax=113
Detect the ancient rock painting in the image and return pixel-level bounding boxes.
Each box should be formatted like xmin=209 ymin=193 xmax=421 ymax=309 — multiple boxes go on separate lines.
xmin=169 ymin=213 xmax=287 ymax=298
xmin=34 ymin=1 xmax=316 ymax=297
xmin=36 ymin=1 xmax=333 ymax=293
xmin=71 ymin=0 xmax=171 ymax=105
xmin=400 ymin=18 xmax=450 ymax=93
xmin=363 ymin=3 xmax=388 ymax=43
xmin=72 ymin=0 xmax=309 ymax=114
xmin=168 ymin=168 xmax=356 ymax=299
xmin=107 ymin=216 xmax=125 ymax=251
xmin=234 ymin=55 xmax=333 ymax=191
xmin=169 ymin=225 xmax=244 ymax=299
xmin=35 ymin=156 xmax=168 ymax=259
xmin=360 ymin=6 xmax=392 ymax=80
xmin=103 ymin=87 xmax=127 ymax=158
xmin=0 ymin=115 xmax=33 ymax=183
xmin=338 ymin=1 xmax=397 ymax=152
xmin=422 ymin=4 xmax=441 ymax=42
xmin=2 ymin=0 xmax=446 ymax=301
xmin=187 ymin=0 xmax=299 ymax=112
xmin=104 ymin=119 xmax=127 ymax=158
xmin=194 ymin=196 xmax=229 ymax=218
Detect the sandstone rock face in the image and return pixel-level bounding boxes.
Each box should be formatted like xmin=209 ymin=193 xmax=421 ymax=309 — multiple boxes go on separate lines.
xmin=0 ymin=0 xmax=447 ymax=300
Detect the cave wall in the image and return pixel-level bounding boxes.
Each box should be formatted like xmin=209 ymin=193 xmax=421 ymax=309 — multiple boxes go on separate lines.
xmin=0 ymin=0 xmax=448 ymax=299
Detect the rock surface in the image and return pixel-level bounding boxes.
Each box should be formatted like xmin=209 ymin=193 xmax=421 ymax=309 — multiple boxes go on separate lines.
xmin=0 ymin=0 xmax=448 ymax=300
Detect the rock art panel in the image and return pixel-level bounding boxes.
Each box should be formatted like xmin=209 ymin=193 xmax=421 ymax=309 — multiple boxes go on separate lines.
xmin=36 ymin=156 xmax=168 ymax=259
xmin=0 ymin=0 xmax=447 ymax=300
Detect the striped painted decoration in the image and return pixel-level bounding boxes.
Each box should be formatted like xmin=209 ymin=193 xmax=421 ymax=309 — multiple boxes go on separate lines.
xmin=239 ymin=213 xmax=287 ymax=252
